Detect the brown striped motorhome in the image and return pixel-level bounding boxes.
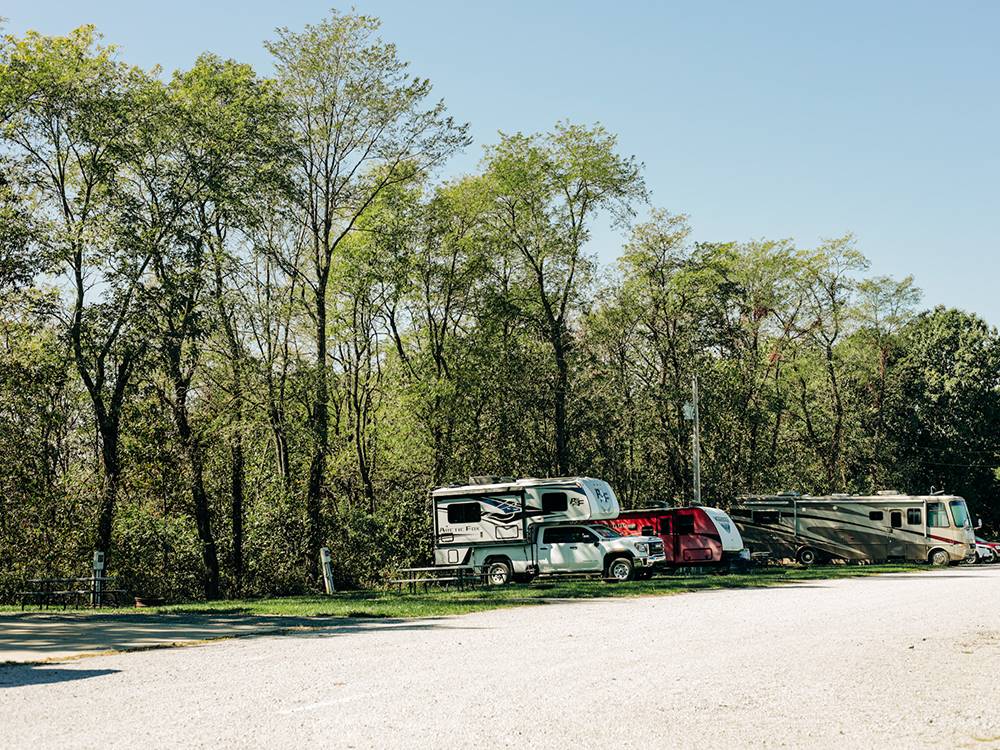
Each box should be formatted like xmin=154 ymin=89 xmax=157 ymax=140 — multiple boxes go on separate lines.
xmin=730 ymin=492 xmax=977 ymax=566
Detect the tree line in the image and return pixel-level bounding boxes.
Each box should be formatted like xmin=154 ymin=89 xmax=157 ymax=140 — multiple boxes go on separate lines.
xmin=2 ymin=12 xmax=998 ymax=601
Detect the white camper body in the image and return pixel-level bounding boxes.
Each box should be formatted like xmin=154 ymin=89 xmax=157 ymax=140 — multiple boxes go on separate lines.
xmin=432 ymin=477 xmax=639 ymax=577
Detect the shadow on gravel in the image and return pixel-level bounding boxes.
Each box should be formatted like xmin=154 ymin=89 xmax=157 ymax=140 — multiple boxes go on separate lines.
xmin=0 ymin=664 xmax=120 ymax=688
xmin=0 ymin=613 xmax=467 ymax=664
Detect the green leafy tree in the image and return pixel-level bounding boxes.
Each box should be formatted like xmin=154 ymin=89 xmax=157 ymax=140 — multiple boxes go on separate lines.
xmin=482 ymin=123 xmax=646 ymax=474
xmin=0 ymin=26 xmax=157 ymax=562
xmin=265 ymin=10 xmax=468 ymax=579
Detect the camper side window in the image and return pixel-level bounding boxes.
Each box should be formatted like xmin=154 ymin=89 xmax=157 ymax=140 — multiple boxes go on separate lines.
xmin=541 ymin=492 xmax=568 ymax=513
xmin=753 ymin=511 xmax=781 ymax=525
xmin=676 ymin=515 xmax=696 ymax=535
xmin=447 ymin=502 xmax=481 ymax=524
xmin=868 ymin=511 xmax=884 ymax=521
xmin=927 ymin=503 xmax=949 ymax=527
xmin=907 ymin=508 xmax=922 ymax=525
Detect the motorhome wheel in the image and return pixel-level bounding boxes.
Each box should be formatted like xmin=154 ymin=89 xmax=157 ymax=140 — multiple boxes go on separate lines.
xmin=797 ymin=548 xmax=818 ymax=566
xmin=929 ymin=549 xmax=950 ymax=567
xmin=606 ymin=557 xmax=634 ymax=582
xmin=486 ymin=560 xmax=512 ymax=585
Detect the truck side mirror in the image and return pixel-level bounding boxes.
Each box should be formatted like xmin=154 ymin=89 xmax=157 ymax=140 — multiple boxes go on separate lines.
xmin=975 ymin=517 xmax=983 ymax=530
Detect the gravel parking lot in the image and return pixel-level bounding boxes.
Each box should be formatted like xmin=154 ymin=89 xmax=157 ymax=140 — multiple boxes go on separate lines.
xmin=3 ymin=566 xmax=999 ymax=749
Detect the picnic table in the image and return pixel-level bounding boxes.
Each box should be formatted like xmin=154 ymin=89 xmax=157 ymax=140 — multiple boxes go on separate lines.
xmin=20 ymin=577 xmax=127 ymax=610
xmin=388 ymin=565 xmax=483 ymax=594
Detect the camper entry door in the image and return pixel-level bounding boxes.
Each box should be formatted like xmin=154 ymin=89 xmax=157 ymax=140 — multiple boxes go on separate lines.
xmin=887 ymin=509 xmax=905 ymax=557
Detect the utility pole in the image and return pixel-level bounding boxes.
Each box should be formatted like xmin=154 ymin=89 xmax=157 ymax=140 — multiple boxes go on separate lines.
xmin=692 ymin=375 xmax=702 ymax=505
xmin=683 ymin=374 xmax=702 ymax=506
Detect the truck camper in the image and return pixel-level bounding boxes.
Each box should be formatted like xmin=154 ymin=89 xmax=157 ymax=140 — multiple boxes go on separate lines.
xmin=596 ymin=505 xmax=748 ymax=570
xmin=731 ymin=492 xmax=976 ymax=565
xmin=432 ymin=476 xmax=665 ymax=583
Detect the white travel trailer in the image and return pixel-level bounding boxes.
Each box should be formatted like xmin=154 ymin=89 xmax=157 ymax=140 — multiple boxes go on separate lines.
xmin=731 ymin=492 xmax=977 ymax=565
xmin=432 ymin=476 xmax=664 ymax=582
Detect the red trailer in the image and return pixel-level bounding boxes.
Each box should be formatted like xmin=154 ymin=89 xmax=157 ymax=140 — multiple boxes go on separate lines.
xmin=595 ymin=505 xmax=747 ymax=570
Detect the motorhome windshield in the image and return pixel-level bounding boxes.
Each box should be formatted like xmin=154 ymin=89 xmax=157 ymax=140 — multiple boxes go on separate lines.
xmin=590 ymin=526 xmax=621 ymax=539
xmin=949 ymin=500 xmax=971 ymax=528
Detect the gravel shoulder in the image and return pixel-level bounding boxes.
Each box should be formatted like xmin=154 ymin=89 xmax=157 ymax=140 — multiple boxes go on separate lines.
xmin=2 ymin=566 xmax=999 ymax=749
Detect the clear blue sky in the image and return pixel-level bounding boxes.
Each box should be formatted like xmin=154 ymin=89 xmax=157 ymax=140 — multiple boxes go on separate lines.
xmin=6 ymin=1 xmax=999 ymax=323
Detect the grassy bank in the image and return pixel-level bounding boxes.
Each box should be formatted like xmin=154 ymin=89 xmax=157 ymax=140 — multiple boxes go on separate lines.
xmin=2 ymin=564 xmax=932 ymax=619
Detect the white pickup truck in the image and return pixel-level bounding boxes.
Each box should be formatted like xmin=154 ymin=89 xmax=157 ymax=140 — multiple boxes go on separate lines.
xmin=484 ymin=523 xmax=666 ymax=584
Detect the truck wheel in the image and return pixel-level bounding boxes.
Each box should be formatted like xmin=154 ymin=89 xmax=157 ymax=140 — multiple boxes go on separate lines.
xmin=797 ymin=548 xmax=818 ymax=566
xmin=486 ymin=559 xmax=512 ymax=586
xmin=929 ymin=549 xmax=950 ymax=567
xmin=606 ymin=556 xmax=634 ymax=582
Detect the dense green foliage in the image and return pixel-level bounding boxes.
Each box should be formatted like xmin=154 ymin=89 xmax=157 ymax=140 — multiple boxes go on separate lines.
xmin=1 ymin=13 xmax=997 ymax=601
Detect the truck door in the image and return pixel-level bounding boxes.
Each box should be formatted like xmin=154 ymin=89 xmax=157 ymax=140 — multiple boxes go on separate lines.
xmin=538 ymin=526 xmax=603 ymax=573
xmin=538 ymin=526 xmax=571 ymax=571
xmin=887 ymin=510 xmax=905 ymax=558
xmin=568 ymin=527 xmax=605 ymax=572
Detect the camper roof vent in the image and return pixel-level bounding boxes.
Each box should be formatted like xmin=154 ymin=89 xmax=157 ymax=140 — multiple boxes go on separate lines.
xmin=468 ymin=475 xmax=516 ymax=485
xmin=876 ymin=489 xmax=900 ymax=496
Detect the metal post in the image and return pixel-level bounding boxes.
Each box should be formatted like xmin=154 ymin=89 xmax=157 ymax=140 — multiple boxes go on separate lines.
xmin=692 ymin=375 xmax=702 ymax=505
xmin=92 ymin=551 xmax=105 ymax=607
xmin=319 ymin=547 xmax=335 ymax=594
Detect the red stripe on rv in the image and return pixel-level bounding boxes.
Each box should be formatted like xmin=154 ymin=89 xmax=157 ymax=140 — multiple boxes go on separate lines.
xmin=928 ymin=534 xmax=965 ymax=545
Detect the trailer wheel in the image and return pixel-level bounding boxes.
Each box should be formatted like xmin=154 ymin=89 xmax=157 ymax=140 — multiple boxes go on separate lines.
xmin=606 ymin=556 xmax=634 ymax=582
xmin=929 ymin=549 xmax=950 ymax=567
xmin=797 ymin=548 xmax=819 ymax=566
xmin=486 ymin=559 xmax=512 ymax=586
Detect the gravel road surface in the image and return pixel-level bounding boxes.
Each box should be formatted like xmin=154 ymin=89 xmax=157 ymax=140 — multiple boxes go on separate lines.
xmin=3 ymin=567 xmax=999 ymax=749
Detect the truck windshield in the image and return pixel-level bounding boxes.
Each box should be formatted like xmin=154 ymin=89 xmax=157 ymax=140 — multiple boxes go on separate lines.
xmin=590 ymin=526 xmax=621 ymax=539
xmin=949 ymin=500 xmax=971 ymax=528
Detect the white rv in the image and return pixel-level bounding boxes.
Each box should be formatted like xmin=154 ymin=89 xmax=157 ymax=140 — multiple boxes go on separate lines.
xmin=432 ymin=476 xmax=665 ymax=583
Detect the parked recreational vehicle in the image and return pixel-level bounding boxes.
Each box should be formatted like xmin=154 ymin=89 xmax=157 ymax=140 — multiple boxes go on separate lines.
xmin=731 ymin=492 xmax=976 ymax=565
xmin=432 ymin=477 xmax=665 ymax=583
xmin=595 ymin=505 xmax=748 ymax=570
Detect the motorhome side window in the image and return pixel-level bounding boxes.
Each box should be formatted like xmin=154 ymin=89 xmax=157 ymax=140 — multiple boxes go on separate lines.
xmin=753 ymin=510 xmax=781 ymax=525
xmin=446 ymin=502 xmax=481 ymax=524
xmin=907 ymin=508 xmax=922 ymax=525
xmin=541 ymin=492 xmax=568 ymax=513
xmin=868 ymin=511 xmax=884 ymax=521
xmin=927 ymin=503 xmax=949 ymax=527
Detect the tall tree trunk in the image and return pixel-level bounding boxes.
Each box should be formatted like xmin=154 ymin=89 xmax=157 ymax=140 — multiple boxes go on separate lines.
xmin=95 ymin=418 xmax=121 ymax=563
xmin=213 ymin=254 xmax=246 ymax=595
xmin=552 ymin=330 xmax=570 ymax=475
xmin=306 ymin=275 xmax=329 ymax=582
xmin=169 ymin=378 xmax=220 ymax=600
xmin=230 ymin=430 xmax=245 ymax=595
